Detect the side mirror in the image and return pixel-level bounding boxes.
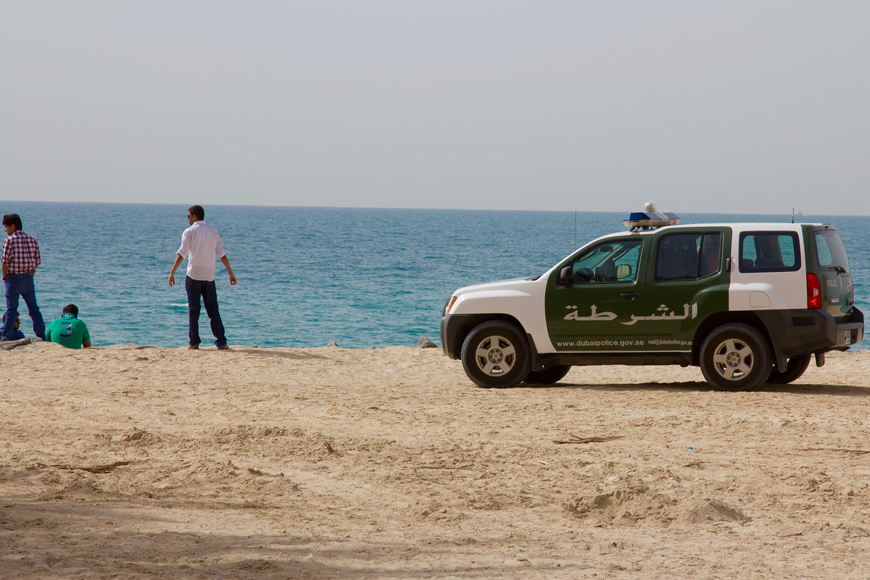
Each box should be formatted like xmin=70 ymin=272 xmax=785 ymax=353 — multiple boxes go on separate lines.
xmin=559 ymin=266 xmax=573 ymax=285
xmin=616 ymin=264 xmax=631 ymax=279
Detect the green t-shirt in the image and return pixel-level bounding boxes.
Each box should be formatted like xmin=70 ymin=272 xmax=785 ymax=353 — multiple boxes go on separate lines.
xmin=46 ymin=313 xmax=90 ymax=349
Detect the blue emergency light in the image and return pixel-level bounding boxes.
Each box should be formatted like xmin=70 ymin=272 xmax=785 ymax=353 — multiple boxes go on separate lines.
xmin=623 ymin=203 xmax=679 ymax=230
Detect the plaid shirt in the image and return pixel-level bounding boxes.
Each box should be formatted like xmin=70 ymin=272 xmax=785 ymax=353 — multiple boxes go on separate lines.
xmin=1 ymin=231 xmax=41 ymax=274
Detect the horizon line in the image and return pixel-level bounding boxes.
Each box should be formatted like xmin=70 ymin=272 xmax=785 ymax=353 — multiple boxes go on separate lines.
xmin=0 ymin=199 xmax=861 ymax=218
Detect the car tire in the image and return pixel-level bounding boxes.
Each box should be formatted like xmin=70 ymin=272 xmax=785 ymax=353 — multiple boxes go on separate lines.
xmin=699 ymin=323 xmax=773 ymax=391
xmin=524 ymin=365 xmax=571 ymax=385
xmin=766 ymin=354 xmax=812 ymax=384
xmin=461 ymin=321 xmax=531 ymax=388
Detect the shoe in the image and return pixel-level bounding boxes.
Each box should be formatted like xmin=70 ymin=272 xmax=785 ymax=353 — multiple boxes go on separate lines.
xmin=188 ymin=345 xmax=199 ymax=350
xmin=217 ymin=344 xmax=230 ymax=350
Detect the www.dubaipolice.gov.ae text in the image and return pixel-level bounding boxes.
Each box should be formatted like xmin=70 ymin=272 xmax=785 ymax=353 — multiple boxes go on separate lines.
xmin=556 ymin=339 xmax=692 ymax=348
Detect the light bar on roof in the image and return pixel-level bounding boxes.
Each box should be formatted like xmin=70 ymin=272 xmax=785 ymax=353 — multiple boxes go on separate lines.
xmin=623 ymin=211 xmax=680 ymax=229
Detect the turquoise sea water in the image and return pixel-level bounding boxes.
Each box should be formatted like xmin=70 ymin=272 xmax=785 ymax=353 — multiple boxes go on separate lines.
xmin=2 ymin=202 xmax=868 ymax=350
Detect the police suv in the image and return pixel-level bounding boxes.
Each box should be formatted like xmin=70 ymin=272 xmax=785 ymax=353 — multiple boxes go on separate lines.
xmin=440 ymin=207 xmax=864 ymax=391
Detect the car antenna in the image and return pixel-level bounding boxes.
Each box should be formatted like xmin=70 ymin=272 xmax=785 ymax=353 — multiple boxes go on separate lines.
xmin=574 ymin=210 xmax=577 ymax=249
xmin=792 ymin=207 xmax=795 ymax=223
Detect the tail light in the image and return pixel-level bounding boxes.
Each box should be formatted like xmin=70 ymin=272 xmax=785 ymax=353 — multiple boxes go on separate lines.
xmin=846 ymin=275 xmax=854 ymax=306
xmin=807 ymin=273 xmax=821 ymax=309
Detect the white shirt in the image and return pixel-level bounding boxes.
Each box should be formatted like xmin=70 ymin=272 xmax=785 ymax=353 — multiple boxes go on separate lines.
xmin=177 ymin=221 xmax=226 ymax=281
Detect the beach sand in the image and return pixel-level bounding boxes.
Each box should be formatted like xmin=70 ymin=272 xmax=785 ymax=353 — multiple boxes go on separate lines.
xmin=2 ymin=342 xmax=870 ymax=579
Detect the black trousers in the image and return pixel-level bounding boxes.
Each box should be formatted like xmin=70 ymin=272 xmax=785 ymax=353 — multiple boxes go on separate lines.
xmin=185 ymin=276 xmax=227 ymax=347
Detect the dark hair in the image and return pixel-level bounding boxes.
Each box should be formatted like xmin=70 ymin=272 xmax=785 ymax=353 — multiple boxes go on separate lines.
xmin=188 ymin=205 xmax=204 ymax=220
xmin=2 ymin=214 xmax=22 ymax=230
xmin=1 ymin=311 xmax=20 ymax=323
xmin=63 ymin=304 xmax=79 ymax=317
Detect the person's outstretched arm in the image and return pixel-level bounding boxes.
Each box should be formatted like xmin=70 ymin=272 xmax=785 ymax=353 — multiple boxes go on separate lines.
xmin=220 ymin=255 xmax=237 ymax=285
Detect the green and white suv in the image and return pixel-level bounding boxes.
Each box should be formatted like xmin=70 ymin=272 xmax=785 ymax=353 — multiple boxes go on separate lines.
xmin=441 ymin=208 xmax=864 ymax=391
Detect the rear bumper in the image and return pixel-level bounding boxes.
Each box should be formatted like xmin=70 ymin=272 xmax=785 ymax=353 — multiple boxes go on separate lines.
xmin=836 ymin=307 xmax=864 ymax=349
xmin=758 ymin=306 xmax=864 ymax=359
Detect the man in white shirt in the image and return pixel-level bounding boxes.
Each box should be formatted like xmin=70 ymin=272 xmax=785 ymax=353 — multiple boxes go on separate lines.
xmin=168 ymin=205 xmax=237 ymax=350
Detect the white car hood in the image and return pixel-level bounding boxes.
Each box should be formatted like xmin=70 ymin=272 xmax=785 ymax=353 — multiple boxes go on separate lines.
xmin=453 ymin=277 xmax=539 ymax=296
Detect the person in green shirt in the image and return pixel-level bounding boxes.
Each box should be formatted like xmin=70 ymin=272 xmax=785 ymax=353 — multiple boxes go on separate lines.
xmin=46 ymin=304 xmax=91 ymax=349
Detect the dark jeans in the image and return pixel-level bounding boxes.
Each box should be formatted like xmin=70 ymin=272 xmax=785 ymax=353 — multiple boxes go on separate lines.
xmin=185 ymin=276 xmax=227 ymax=347
xmin=3 ymin=273 xmax=46 ymax=340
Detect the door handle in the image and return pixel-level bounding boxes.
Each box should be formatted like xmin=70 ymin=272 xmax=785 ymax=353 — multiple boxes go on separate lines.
xmin=620 ymin=292 xmax=641 ymax=300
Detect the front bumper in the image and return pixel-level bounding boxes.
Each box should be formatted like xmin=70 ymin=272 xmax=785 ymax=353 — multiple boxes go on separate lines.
xmin=440 ymin=314 xmax=475 ymax=359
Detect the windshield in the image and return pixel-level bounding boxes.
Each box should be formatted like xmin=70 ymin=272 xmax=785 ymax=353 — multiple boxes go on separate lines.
xmin=814 ymin=230 xmax=850 ymax=271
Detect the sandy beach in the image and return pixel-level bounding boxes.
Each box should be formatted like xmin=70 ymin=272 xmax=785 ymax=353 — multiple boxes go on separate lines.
xmin=2 ymin=342 xmax=870 ymax=579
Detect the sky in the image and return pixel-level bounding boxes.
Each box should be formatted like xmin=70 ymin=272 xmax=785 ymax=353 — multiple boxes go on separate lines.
xmin=2 ymin=1 xmax=869 ymax=215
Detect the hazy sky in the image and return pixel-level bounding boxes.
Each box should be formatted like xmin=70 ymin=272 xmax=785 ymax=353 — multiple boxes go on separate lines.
xmin=2 ymin=1 xmax=869 ymax=214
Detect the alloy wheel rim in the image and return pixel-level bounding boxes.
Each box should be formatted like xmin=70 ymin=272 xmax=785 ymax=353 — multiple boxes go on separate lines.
xmin=712 ymin=338 xmax=754 ymax=380
xmin=475 ymin=335 xmax=516 ymax=376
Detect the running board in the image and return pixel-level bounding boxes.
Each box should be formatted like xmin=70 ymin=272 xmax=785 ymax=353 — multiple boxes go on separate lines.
xmin=539 ymin=353 xmax=693 ymax=367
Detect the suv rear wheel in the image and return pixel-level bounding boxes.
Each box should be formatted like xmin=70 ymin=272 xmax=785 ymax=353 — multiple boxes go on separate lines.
xmin=766 ymin=354 xmax=812 ymax=384
xmin=461 ymin=321 xmax=530 ymax=388
xmin=700 ymin=323 xmax=773 ymax=391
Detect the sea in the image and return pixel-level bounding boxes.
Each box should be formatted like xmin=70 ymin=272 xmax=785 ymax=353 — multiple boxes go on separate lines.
xmin=2 ymin=202 xmax=868 ymax=350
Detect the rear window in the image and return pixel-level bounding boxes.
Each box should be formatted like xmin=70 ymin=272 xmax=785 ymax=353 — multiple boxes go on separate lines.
xmin=814 ymin=230 xmax=850 ymax=270
xmin=739 ymin=232 xmax=801 ymax=273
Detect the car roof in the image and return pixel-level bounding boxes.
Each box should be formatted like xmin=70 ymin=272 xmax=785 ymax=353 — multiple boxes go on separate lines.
xmin=613 ymin=222 xmax=829 ymax=236
xmin=572 ymin=222 xmax=835 ymax=257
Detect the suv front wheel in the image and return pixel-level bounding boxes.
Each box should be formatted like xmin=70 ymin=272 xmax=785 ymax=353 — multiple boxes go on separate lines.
xmin=699 ymin=323 xmax=773 ymax=391
xmin=524 ymin=365 xmax=571 ymax=385
xmin=461 ymin=321 xmax=531 ymax=388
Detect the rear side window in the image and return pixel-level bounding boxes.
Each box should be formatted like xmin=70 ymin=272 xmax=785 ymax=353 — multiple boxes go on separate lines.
xmin=655 ymin=232 xmax=722 ymax=281
xmin=814 ymin=230 xmax=850 ymax=270
xmin=739 ymin=232 xmax=800 ymax=272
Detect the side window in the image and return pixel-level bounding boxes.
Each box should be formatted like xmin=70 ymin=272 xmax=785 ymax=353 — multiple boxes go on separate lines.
xmin=655 ymin=232 xmax=722 ymax=281
xmin=571 ymin=239 xmax=642 ymax=284
xmin=698 ymin=233 xmax=722 ymax=278
xmin=739 ymin=232 xmax=800 ymax=272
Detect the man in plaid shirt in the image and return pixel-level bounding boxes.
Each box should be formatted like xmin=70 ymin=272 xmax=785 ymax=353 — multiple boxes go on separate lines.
xmin=1 ymin=214 xmax=46 ymax=341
